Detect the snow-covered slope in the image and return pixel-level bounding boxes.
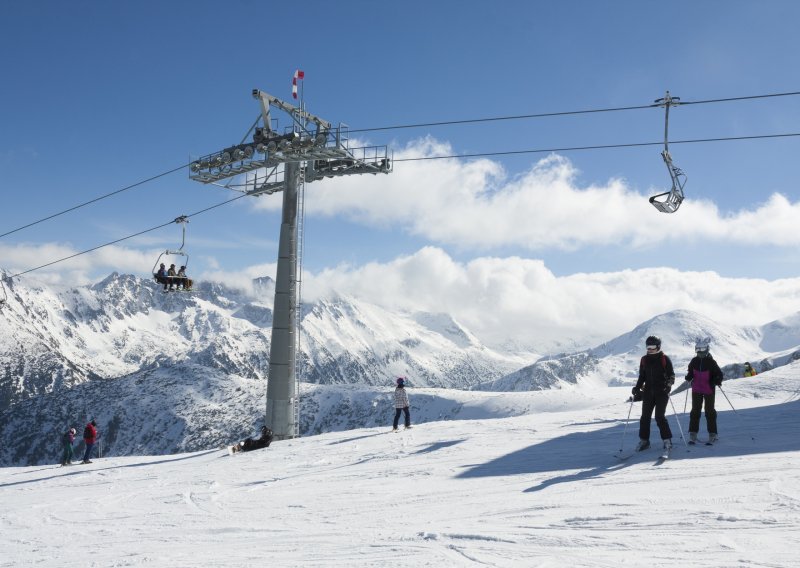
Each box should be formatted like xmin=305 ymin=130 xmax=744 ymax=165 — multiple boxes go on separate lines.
xmin=2 ymin=365 xmax=798 ymax=567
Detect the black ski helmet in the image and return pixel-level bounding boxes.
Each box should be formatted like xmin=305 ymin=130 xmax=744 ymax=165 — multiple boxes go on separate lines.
xmin=645 ymin=335 xmax=661 ymax=349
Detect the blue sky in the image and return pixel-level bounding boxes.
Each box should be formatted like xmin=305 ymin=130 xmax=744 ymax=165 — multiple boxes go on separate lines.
xmin=2 ymin=1 xmax=800 ymax=348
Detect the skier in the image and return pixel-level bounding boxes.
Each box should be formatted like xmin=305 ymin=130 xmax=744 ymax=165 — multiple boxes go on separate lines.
xmin=231 ymin=426 xmax=273 ymax=453
xmin=743 ymin=362 xmax=758 ymax=377
xmin=61 ymin=427 xmax=76 ymax=466
xmin=684 ymin=338 xmax=724 ymax=444
xmin=82 ymin=420 xmax=98 ymax=464
xmin=392 ymin=377 xmax=412 ymax=431
xmin=631 ymin=336 xmax=674 ymax=452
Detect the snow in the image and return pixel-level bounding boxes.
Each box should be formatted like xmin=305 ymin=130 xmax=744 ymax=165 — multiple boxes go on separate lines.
xmin=2 ymin=365 xmax=798 ymax=567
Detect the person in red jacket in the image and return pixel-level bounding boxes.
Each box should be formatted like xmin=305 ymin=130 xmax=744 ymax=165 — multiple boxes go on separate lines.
xmin=82 ymin=420 xmax=98 ymax=464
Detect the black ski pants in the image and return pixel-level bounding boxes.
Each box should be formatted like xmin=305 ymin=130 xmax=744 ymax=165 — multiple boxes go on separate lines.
xmin=638 ymin=390 xmax=672 ymax=441
xmin=393 ymin=407 xmax=411 ymax=429
xmin=689 ymin=391 xmax=717 ymax=435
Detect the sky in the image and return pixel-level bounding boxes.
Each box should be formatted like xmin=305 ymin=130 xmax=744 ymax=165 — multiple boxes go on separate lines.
xmin=2 ymin=366 xmax=798 ymax=566
xmin=2 ymin=1 xmax=800 ymax=346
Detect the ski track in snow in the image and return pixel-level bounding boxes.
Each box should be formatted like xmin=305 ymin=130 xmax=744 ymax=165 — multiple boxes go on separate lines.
xmin=1 ymin=369 xmax=800 ymax=567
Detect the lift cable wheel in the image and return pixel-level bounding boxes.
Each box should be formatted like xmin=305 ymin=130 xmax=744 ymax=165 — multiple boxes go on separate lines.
xmin=649 ymin=91 xmax=687 ymax=213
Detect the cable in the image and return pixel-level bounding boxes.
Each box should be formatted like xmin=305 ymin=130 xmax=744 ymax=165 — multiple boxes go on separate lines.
xmin=7 ymin=193 xmax=249 ymax=279
xmin=0 ymin=162 xmax=192 ymax=240
xmin=349 ymin=90 xmax=800 ymax=134
xmin=680 ymin=91 xmax=800 ymax=106
xmin=7 ymin=130 xmax=800 ymax=276
xmin=392 ymin=132 xmax=800 ymax=162
xmin=3 ymin=89 xmax=799 ymax=245
xmin=349 ymin=103 xmax=656 ymax=133
xmin=4 ymin=89 xmax=798 ymax=239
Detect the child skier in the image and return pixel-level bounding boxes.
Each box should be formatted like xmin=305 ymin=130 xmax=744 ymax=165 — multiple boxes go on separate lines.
xmin=61 ymin=427 xmax=76 ymax=466
xmin=392 ymin=377 xmax=412 ymax=431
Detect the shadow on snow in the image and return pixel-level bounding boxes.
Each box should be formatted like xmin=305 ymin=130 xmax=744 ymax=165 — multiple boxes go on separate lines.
xmin=455 ymin=399 xmax=800 ymax=492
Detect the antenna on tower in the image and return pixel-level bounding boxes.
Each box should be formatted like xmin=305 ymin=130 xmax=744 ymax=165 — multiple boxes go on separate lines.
xmin=189 ymin=80 xmax=392 ymax=440
xmin=649 ymin=91 xmax=686 ymax=213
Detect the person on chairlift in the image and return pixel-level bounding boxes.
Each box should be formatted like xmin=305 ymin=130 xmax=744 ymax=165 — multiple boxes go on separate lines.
xmin=155 ymin=263 xmax=169 ymax=290
xmin=177 ymin=265 xmax=193 ymax=291
xmin=167 ymin=264 xmax=177 ymax=290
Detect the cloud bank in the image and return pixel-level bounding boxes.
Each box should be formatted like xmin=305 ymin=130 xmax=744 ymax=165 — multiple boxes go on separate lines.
xmin=296 ymin=246 xmax=800 ymax=351
xmin=254 ymin=137 xmax=800 ymax=250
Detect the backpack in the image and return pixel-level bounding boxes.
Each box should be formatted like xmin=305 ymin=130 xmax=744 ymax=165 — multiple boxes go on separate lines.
xmin=640 ymin=353 xmax=667 ymax=370
xmin=83 ymin=425 xmax=92 ymax=439
xmin=640 ymin=353 xmax=670 ymax=387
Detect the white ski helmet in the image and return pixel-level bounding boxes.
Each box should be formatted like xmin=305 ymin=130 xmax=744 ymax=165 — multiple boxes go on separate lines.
xmin=695 ymin=337 xmax=710 ymax=353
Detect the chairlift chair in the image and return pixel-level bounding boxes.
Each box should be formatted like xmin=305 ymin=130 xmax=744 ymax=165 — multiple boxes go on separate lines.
xmin=151 ymin=216 xmax=194 ymax=292
xmin=649 ymin=150 xmax=686 ymax=213
xmin=649 ymin=91 xmax=687 ymax=214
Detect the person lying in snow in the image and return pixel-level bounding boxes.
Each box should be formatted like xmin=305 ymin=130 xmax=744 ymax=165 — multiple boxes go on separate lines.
xmin=231 ymin=426 xmax=273 ymax=453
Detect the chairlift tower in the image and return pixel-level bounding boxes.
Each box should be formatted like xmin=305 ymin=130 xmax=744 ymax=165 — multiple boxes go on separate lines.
xmin=189 ymin=87 xmax=391 ymax=440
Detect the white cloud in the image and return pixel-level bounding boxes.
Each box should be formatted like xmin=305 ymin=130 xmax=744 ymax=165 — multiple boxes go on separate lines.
xmin=0 ymin=242 xmax=163 ymax=286
xmin=253 ymin=137 xmax=800 ymax=250
xmin=4 ymin=239 xmax=799 ymax=351
xmin=299 ymin=247 xmax=800 ymax=350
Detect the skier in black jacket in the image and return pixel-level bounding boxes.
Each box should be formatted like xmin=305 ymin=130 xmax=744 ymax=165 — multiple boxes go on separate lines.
xmin=631 ymin=335 xmax=675 ymax=452
xmin=684 ymin=338 xmax=724 ymax=444
xmin=232 ymin=426 xmax=273 ymax=453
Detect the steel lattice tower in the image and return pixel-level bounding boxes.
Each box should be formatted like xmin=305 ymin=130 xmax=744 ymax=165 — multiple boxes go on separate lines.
xmin=190 ymin=88 xmax=391 ymax=439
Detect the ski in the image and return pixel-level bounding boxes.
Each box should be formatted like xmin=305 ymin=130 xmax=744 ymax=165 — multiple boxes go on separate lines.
xmin=654 ymin=443 xmax=672 ymax=465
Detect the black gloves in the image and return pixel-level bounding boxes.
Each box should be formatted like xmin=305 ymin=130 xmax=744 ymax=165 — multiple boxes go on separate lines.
xmin=685 ymin=375 xmax=693 ymax=382
xmin=665 ymin=378 xmax=674 ymax=393
xmin=713 ymin=378 xmax=723 ymax=387
xmin=631 ymin=386 xmax=641 ymax=396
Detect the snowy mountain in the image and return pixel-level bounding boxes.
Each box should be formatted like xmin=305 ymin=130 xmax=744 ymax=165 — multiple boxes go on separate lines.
xmin=3 ymin=365 xmax=798 ymax=566
xmin=300 ymin=296 xmax=528 ymax=389
xmin=0 ymin=273 xmax=532 ymax=413
xmin=3 ymin=275 xmax=800 ymax=467
xmin=0 ymin=274 xmax=536 ymax=465
xmin=477 ymin=309 xmax=800 ymax=391
xmin=0 ymin=273 xmax=271 ymax=414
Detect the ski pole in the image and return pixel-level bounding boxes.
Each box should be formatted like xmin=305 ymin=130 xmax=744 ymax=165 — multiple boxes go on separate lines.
xmin=718 ymin=385 xmax=755 ymax=441
xmin=683 ymin=384 xmax=689 ymax=414
xmin=718 ymin=385 xmax=737 ymax=414
xmin=683 ymin=384 xmax=691 ymax=435
xmin=668 ymin=396 xmax=689 ymax=449
xmin=617 ymin=397 xmax=634 ymax=455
